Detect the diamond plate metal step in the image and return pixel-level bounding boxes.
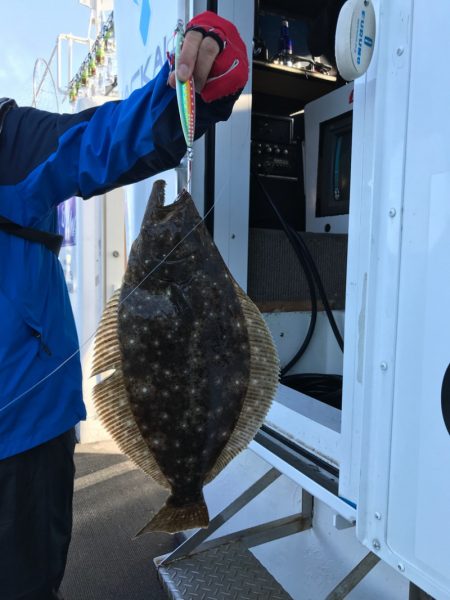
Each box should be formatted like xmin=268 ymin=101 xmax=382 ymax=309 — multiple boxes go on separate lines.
xmin=157 ymin=541 xmax=293 ymax=600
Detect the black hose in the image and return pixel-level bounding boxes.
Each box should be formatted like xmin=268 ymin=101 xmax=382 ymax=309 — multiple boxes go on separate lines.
xmin=280 ymin=230 xmax=318 ymax=376
xmin=289 ymin=227 xmax=344 ymax=352
xmin=281 ymin=373 xmax=342 ymax=409
xmin=252 ymin=172 xmax=318 ymax=375
xmin=253 ymin=171 xmax=344 ymax=369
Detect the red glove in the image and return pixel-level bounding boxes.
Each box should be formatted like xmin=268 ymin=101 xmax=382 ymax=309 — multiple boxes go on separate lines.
xmin=185 ymin=11 xmax=249 ymax=103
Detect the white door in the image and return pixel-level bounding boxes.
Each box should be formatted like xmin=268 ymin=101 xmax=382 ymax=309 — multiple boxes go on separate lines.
xmin=353 ymin=1 xmax=450 ymax=597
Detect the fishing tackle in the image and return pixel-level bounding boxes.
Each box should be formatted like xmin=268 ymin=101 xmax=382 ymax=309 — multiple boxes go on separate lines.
xmin=174 ymin=19 xmax=196 ymax=191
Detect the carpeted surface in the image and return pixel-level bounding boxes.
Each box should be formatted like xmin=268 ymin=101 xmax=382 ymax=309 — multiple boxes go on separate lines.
xmin=247 ymin=228 xmax=348 ymax=311
xmin=61 ymin=441 xmax=177 ymax=600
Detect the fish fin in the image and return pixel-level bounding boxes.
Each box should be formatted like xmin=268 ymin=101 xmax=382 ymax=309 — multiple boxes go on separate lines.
xmin=91 ymin=289 xmax=171 ymax=491
xmin=135 ymin=495 xmax=210 ymax=536
xmin=91 ymin=288 xmax=122 ymax=377
xmin=206 ymin=280 xmax=280 ymax=484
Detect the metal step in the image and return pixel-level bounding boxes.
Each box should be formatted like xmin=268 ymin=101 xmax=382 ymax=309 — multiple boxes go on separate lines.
xmin=157 ymin=540 xmax=293 ymax=600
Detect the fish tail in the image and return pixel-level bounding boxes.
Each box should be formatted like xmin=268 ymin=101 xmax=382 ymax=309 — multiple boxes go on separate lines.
xmin=135 ymin=494 xmax=210 ymax=536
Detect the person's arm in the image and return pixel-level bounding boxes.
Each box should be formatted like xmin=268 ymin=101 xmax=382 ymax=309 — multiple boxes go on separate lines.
xmin=0 ymin=64 xmax=233 ymax=227
xmin=0 ymin=12 xmax=248 ymax=228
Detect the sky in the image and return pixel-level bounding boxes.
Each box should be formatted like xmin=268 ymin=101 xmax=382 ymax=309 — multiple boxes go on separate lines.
xmin=1 ymin=0 xmax=92 ymax=110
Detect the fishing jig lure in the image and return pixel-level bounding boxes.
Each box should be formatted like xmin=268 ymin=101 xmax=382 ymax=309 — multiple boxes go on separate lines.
xmin=174 ymin=20 xmax=196 ymax=190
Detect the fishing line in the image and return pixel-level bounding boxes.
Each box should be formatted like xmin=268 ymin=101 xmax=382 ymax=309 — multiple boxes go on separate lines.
xmin=2 ymin=20 xmax=243 ymax=412
xmin=0 ymin=196 xmax=220 ymax=413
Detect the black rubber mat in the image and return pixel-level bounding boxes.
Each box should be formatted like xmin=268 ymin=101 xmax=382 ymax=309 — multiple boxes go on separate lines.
xmin=61 ymin=442 xmax=177 ymax=600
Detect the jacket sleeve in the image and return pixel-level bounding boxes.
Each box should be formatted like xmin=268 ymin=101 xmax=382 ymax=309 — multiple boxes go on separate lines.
xmin=0 ymin=62 xmax=237 ymax=227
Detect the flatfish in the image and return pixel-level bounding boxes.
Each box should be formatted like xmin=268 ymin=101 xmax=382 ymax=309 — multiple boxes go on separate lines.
xmin=91 ymin=180 xmax=279 ymax=534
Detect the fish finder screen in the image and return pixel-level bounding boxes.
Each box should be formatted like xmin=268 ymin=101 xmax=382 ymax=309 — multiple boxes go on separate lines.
xmin=316 ymin=111 xmax=353 ymax=217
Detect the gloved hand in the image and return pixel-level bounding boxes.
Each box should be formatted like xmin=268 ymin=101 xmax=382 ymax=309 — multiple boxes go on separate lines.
xmin=168 ymin=11 xmax=249 ymax=103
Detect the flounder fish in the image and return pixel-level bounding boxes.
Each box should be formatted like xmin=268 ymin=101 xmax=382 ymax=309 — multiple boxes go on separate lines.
xmin=91 ymin=181 xmax=279 ymax=534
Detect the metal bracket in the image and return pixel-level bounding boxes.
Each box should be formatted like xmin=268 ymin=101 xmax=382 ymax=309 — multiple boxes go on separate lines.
xmin=154 ymin=468 xmax=386 ymax=600
xmin=156 ymin=467 xmax=313 ymax=567
xmin=333 ymin=514 xmax=356 ymax=531
xmin=324 ymin=552 xmax=381 ymax=600
xmin=155 ymin=467 xmax=314 ymax=600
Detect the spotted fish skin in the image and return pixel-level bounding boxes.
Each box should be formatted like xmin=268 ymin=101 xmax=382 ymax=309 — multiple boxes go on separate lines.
xmin=118 ymin=181 xmax=250 ymax=527
xmin=92 ymin=180 xmax=279 ymax=534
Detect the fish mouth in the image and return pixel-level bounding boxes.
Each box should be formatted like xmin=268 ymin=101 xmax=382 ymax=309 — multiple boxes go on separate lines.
xmin=145 ymin=180 xmax=190 ymax=223
xmin=151 ymin=188 xmax=192 ymax=223
xmin=140 ymin=183 xmax=201 ymax=274
xmin=145 ymin=181 xmax=198 ymax=227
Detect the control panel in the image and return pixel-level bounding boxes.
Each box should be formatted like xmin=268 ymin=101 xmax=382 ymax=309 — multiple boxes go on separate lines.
xmin=251 ymin=141 xmax=300 ymax=178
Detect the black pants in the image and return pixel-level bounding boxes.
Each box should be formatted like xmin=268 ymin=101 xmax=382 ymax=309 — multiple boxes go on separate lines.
xmin=0 ymin=429 xmax=76 ymax=600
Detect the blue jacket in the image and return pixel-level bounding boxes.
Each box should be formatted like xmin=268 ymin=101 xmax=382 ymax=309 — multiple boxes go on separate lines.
xmin=0 ymin=62 xmax=236 ymax=459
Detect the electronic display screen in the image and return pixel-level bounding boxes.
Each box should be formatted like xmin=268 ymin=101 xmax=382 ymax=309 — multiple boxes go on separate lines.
xmin=316 ymin=111 xmax=353 ymax=217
